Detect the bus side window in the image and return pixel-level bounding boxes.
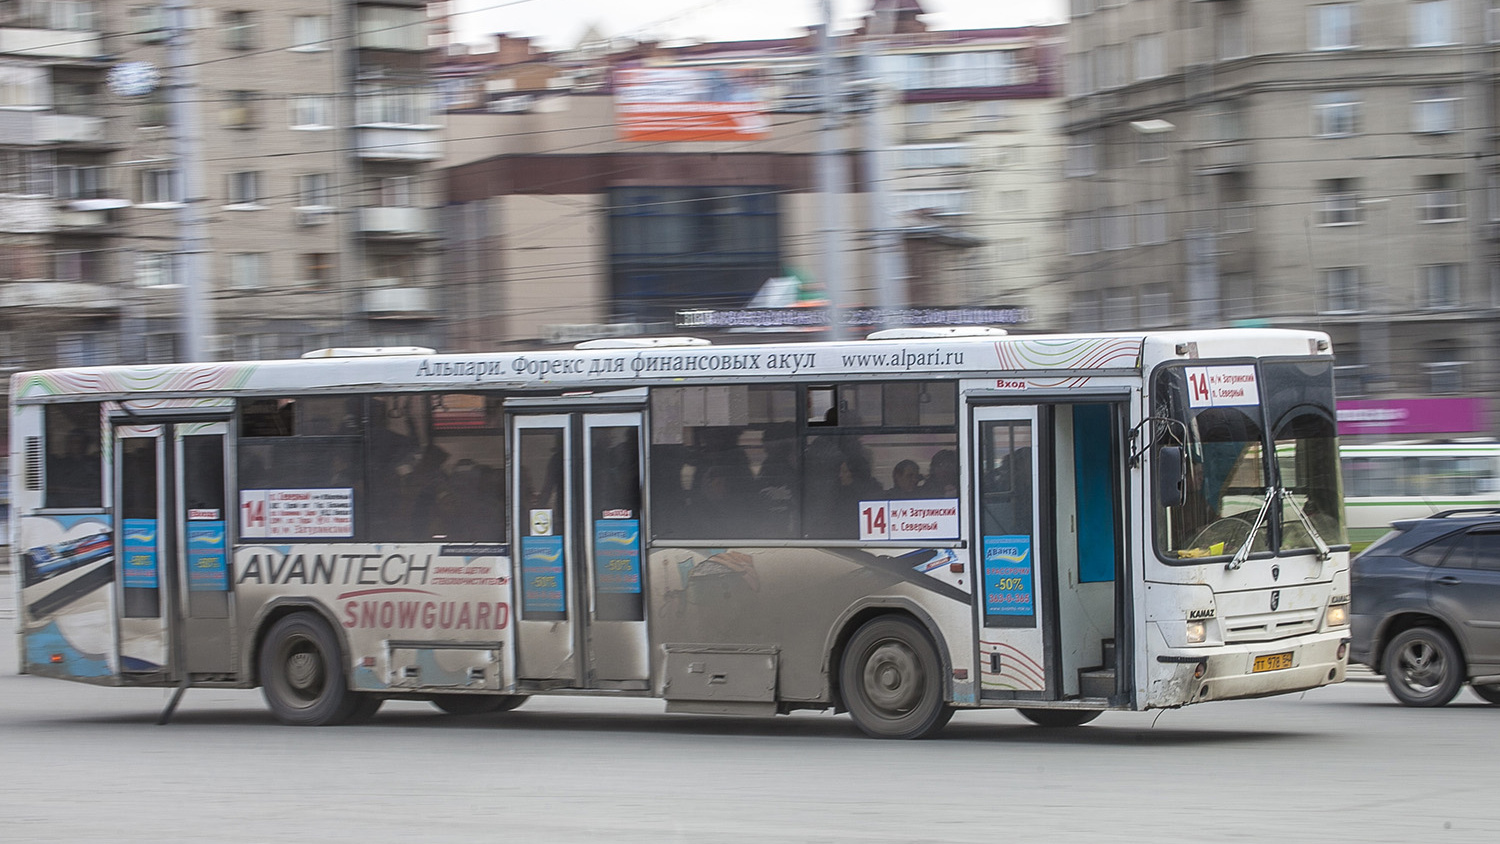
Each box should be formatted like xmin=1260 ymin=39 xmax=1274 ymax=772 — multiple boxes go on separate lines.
xmin=44 ymin=403 xmax=102 ymax=509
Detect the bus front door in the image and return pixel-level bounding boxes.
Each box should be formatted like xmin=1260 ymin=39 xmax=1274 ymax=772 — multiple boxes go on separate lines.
xmin=513 ymin=412 xmax=649 ymax=690
xmin=113 ymin=419 xmax=234 ymax=678
xmin=972 ymin=402 xmax=1125 ymax=704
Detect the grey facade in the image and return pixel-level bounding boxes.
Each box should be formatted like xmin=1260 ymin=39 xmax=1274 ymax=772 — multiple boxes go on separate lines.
xmin=1062 ymin=0 xmax=1500 ymax=427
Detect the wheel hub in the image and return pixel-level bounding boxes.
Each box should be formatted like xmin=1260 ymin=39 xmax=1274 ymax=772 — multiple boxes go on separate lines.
xmin=285 ymin=650 xmax=322 ymax=693
xmin=863 ymin=642 xmax=923 ymax=714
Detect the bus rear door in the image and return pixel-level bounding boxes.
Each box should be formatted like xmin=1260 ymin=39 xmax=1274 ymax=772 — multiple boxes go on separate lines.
xmin=113 ymin=415 xmax=235 ymax=678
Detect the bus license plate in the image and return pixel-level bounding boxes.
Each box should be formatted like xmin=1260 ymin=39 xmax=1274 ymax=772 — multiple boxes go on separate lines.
xmin=1252 ymin=652 xmax=1293 ymax=673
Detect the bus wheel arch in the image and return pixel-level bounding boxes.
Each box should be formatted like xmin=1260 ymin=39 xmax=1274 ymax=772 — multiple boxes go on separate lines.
xmin=829 ymin=603 xmax=954 ymax=739
xmin=253 ymin=602 xmax=370 ymax=726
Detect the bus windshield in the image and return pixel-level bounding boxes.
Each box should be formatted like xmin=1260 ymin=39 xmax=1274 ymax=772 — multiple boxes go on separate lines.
xmin=1154 ymin=359 xmax=1346 ymax=560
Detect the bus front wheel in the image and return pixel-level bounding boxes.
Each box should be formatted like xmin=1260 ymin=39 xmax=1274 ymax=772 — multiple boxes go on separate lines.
xmin=840 ymin=616 xmax=953 ymax=739
xmin=259 ymin=612 xmax=361 ymax=726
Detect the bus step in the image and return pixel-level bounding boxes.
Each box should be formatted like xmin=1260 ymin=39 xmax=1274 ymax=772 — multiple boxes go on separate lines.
xmin=1101 ymin=638 xmax=1117 ymax=669
xmin=1079 ymin=668 xmax=1115 ymax=699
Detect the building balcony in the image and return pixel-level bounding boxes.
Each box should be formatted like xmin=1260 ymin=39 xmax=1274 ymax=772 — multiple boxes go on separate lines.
xmin=357 ymin=206 xmax=434 ymax=238
xmin=362 ymin=283 xmax=435 ymax=316
xmin=355 ymin=126 xmax=442 ymax=161
xmin=0 ymin=111 xmax=107 ymax=145
xmin=54 ymin=199 xmax=129 ymax=229
xmin=0 ymin=196 xmax=57 ymax=233
xmin=0 ymin=27 xmax=104 ymax=59
xmin=0 ymin=281 xmax=118 ymax=313
xmin=1193 ymin=142 xmax=1249 ymax=174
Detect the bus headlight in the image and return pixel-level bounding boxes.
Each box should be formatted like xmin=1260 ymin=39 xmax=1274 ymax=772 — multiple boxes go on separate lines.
xmin=1325 ymin=596 xmax=1350 ymax=629
xmin=1186 ymin=621 xmax=1208 ymax=644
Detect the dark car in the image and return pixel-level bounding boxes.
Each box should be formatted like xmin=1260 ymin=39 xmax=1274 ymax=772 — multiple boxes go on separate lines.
xmin=1350 ymin=508 xmax=1500 ymax=707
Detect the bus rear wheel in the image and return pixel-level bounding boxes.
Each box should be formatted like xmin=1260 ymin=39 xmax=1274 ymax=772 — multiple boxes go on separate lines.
xmin=840 ymin=616 xmax=953 ymax=739
xmin=259 ymin=612 xmax=360 ymax=726
xmin=431 ymin=694 xmax=527 ymax=715
xmin=1018 ymin=708 xmax=1101 ymax=728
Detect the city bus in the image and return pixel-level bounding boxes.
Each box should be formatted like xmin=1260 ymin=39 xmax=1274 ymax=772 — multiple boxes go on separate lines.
xmin=1340 ymin=441 xmax=1500 ymax=544
xmin=8 ymin=327 xmax=1351 ymax=738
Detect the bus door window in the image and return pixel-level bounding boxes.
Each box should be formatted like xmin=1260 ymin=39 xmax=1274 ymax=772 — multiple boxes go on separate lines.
xmin=119 ymin=436 xmax=160 ymax=618
xmin=979 ymin=418 xmax=1036 ymax=627
xmin=589 ymin=424 xmax=643 ymax=622
xmin=518 ymin=427 xmax=567 ymax=621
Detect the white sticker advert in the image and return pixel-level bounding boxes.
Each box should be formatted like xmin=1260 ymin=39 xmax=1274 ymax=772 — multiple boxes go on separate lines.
xmin=1185 ymin=365 xmax=1260 ymax=408
xmin=241 ymin=489 xmax=353 ymax=538
xmin=858 ymin=499 xmax=960 ymax=541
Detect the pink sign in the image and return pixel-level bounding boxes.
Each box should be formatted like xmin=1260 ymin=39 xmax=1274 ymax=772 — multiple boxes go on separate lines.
xmin=1336 ymin=398 xmax=1487 ymax=437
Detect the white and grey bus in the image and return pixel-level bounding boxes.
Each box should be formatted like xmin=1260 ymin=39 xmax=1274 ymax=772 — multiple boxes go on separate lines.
xmin=1340 ymin=441 xmax=1500 ymax=544
xmin=9 ymin=328 xmax=1351 ymax=737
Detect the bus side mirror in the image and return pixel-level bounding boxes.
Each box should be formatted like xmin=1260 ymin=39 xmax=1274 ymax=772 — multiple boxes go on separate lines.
xmin=1158 ymin=446 xmax=1185 ymax=508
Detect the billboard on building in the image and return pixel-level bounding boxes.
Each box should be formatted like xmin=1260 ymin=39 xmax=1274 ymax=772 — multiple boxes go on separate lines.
xmin=615 ymin=68 xmax=770 ymax=141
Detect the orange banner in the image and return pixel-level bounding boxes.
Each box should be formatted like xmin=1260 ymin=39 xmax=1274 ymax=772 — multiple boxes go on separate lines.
xmin=615 ymin=68 xmax=770 ymax=142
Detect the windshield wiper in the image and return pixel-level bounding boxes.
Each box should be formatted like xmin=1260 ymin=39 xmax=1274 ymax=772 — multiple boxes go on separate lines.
xmin=1226 ymin=487 xmax=1332 ymax=570
xmin=1227 ymin=488 xmax=1276 ymax=571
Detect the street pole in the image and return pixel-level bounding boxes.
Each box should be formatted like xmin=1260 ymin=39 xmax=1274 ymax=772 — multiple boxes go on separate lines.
xmin=164 ymin=0 xmax=213 ymax=360
xmin=860 ymin=11 xmax=907 ymax=323
xmin=816 ymin=0 xmax=849 ymax=341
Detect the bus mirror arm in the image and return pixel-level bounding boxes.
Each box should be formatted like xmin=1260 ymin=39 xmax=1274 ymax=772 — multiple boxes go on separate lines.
xmin=1129 ymin=416 xmax=1190 ymax=468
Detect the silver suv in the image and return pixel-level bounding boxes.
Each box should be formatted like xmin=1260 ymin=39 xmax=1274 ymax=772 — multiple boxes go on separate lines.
xmin=1350 ymin=509 xmax=1500 ymax=707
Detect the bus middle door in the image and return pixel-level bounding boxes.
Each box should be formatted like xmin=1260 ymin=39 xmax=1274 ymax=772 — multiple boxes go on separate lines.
xmin=512 ymin=411 xmax=649 ymax=690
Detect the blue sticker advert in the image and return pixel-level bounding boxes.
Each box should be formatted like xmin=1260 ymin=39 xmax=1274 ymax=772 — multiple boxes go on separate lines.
xmin=122 ymin=518 xmax=159 ymax=589
xmin=186 ymin=521 xmax=229 ymax=591
xmin=521 ymin=535 xmax=566 ymax=613
xmin=983 ymin=534 xmax=1034 ymax=616
xmin=593 ymin=519 xmax=642 ymax=595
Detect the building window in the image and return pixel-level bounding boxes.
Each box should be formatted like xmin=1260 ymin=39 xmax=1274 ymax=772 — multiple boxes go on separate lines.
xmin=1334 ymin=343 xmax=1366 ymax=397
xmin=229 ymin=252 xmax=266 ymax=289
xmin=301 ymin=253 xmax=334 ymax=285
xmin=1311 ymin=4 xmax=1356 ymax=50
xmin=52 ymin=80 xmax=98 ymax=116
xmin=1217 ymin=12 xmax=1248 ymax=60
xmin=54 ymin=249 xmax=101 ymax=282
xmin=1321 ymin=267 xmax=1363 ymax=313
xmin=16 ymin=0 xmax=101 ymax=31
xmin=1140 ymin=284 xmax=1170 ymax=327
xmin=897 ymin=144 xmax=970 ymax=170
xmin=1208 ymin=102 xmax=1243 ymax=143
xmin=1421 ymin=263 xmax=1462 ymax=308
xmin=136 ymin=251 xmax=178 ymax=287
xmin=1137 ymin=133 xmax=1166 ymax=163
xmin=1136 ymin=199 xmax=1168 ymax=245
xmin=290 ymin=15 xmax=329 ymax=51
xmin=1101 ymin=206 xmax=1131 ymax=251
xmin=1314 ymin=91 xmax=1358 ymax=137
xmin=226 ymin=170 xmax=262 ymax=206
xmin=355 ymin=84 xmax=434 ymax=126
xmin=222 ymin=90 xmax=258 ymax=129
xmin=1072 ymin=291 xmax=1102 ymax=331
xmin=1318 ymin=178 xmax=1361 ymax=225
xmin=1065 ymin=135 xmax=1096 ymax=177
xmin=0 ymin=62 xmax=48 ymax=107
xmin=54 ymin=163 xmax=104 ymax=199
xmin=608 ymin=185 xmax=781 ymax=322
xmin=1421 ymin=174 xmax=1463 ymax=221
xmin=139 ymin=168 xmax=181 ymax=204
xmin=223 ymin=10 xmax=256 ymax=49
xmin=145 ymin=333 xmax=178 ymax=364
xmin=1223 ymin=273 xmax=1256 ymax=319
xmin=1425 ymin=341 xmax=1465 ymax=393
xmin=1411 ymin=0 xmax=1456 ymax=47
xmin=1067 ymin=213 xmax=1097 ymax=255
xmin=297 ymin=173 xmax=331 ymax=209
xmin=375 ymin=175 xmax=415 ymax=207
xmin=1413 ymin=87 xmax=1458 ymax=134
xmin=1134 ymin=34 xmax=1165 ymax=80
xmin=356 ymin=5 xmax=427 ymax=51
xmin=289 ymin=95 xmax=332 ymax=129
xmin=57 ymin=332 xmax=112 ymax=366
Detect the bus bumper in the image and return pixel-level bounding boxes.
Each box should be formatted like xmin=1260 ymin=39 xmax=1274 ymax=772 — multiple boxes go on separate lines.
xmin=1147 ymin=627 xmax=1350 ymax=707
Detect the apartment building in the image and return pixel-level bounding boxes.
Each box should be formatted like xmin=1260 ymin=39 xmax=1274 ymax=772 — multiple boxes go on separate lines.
xmin=1062 ymin=0 xmax=1500 ymax=429
xmin=438 ymin=16 xmax=1066 ymax=346
xmin=0 ymin=0 xmax=446 ymax=373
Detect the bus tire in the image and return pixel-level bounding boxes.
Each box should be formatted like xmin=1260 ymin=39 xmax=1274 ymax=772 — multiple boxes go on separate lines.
xmin=1382 ymin=627 xmax=1464 ymax=707
xmin=1018 ymin=708 xmax=1101 ymax=728
xmin=840 ymin=615 xmax=953 ymax=739
xmin=259 ymin=612 xmax=359 ymax=726
xmin=1471 ymin=683 xmax=1500 ymax=705
xmin=430 ymin=694 xmax=527 ymax=715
